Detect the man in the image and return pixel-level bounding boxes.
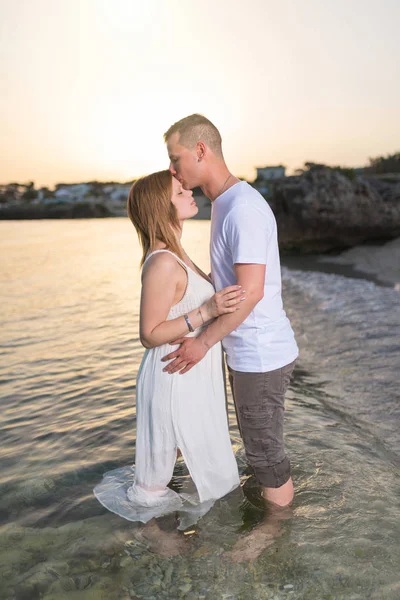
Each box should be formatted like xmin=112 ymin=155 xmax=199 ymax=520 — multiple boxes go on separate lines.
xmin=162 ymin=114 xmax=298 ymax=508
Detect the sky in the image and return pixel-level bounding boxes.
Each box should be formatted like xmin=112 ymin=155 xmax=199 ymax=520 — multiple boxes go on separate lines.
xmin=1 ymin=0 xmax=399 ymax=188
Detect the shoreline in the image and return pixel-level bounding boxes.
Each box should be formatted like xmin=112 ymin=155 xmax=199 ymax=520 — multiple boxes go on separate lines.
xmin=2 ymin=209 xmax=399 ymax=285
xmin=0 ymin=195 xmax=212 ymax=221
xmin=0 ymin=202 xmax=114 ymax=220
xmin=282 ymin=236 xmax=400 ymax=289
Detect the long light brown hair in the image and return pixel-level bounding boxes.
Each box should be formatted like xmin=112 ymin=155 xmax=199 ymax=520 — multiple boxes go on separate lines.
xmin=127 ymin=170 xmax=184 ymax=267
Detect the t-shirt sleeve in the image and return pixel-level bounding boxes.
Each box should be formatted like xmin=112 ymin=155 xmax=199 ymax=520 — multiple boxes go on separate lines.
xmin=224 ymin=204 xmax=274 ymax=264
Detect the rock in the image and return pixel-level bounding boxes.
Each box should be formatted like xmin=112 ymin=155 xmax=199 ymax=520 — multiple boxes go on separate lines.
xmin=120 ymin=555 xmax=133 ymax=568
xmin=1 ymin=567 xmax=13 ymax=580
xmin=15 ymin=478 xmax=56 ymax=507
xmin=163 ymin=563 xmax=173 ymax=586
xmin=60 ymin=576 xmax=76 ymax=591
xmin=193 ymin=545 xmax=211 ymax=558
xmin=45 ymin=561 xmax=70 ymax=578
xmin=0 ymin=524 xmax=25 ymax=544
xmin=371 ymin=581 xmax=400 ymax=598
xmin=65 ymin=538 xmax=102 ymax=559
xmin=13 ymin=562 xmax=59 ymax=599
xmin=74 ymin=573 xmax=92 ymax=590
xmin=263 ymin=169 xmax=400 ymax=253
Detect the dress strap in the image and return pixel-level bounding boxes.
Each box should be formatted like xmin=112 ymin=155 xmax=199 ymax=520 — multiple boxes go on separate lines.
xmin=144 ymin=249 xmax=189 ymax=272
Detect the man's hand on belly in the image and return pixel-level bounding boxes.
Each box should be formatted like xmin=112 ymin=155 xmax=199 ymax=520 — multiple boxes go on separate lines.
xmin=161 ymin=337 xmax=208 ymax=374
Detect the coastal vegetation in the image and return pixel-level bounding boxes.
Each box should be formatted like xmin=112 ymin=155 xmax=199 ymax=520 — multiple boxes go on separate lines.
xmin=295 ymin=162 xmax=357 ymax=181
xmin=367 ymin=151 xmax=400 ymax=174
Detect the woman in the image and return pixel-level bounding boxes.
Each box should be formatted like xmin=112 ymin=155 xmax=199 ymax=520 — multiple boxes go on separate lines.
xmin=94 ymin=170 xmax=243 ymax=527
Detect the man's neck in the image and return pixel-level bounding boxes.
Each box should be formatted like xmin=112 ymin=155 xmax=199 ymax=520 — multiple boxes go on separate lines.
xmin=201 ymin=171 xmax=240 ymax=202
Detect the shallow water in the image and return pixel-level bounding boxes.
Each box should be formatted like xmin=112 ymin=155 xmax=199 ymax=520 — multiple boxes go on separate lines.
xmin=0 ymin=219 xmax=399 ymax=599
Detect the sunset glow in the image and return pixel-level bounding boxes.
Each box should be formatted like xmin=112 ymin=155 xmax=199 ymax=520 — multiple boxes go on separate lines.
xmin=1 ymin=0 xmax=399 ymax=187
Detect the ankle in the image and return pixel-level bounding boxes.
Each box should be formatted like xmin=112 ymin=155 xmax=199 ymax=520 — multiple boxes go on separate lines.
xmin=262 ymin=479 xmax=294 ymax=508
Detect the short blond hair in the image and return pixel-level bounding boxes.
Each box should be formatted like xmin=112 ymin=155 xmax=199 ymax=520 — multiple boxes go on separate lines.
xmin=164 ymin=113 xmax=223 ymax=157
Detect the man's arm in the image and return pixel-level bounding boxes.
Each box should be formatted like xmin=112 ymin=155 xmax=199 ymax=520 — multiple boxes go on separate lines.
xmin=201 ymin=263 xmax=265 ymax=349
xmin=162 ymin=263 xmax=265 ymax=374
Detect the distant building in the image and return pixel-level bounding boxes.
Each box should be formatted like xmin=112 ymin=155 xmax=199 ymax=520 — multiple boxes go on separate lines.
xmin=256 ymin=165 xmax=286 ymax=181
xmin=109 ymin=185 xmax=131 ymax=202
xmin=55 ymin=183 xmax=92 ymax=202
xmin=54 ymin=188 xmax=72 ymax=198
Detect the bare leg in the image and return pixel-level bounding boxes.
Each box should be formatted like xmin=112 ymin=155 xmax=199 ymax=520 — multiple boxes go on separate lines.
xmin=262 ymin=476 xmax=294 ymax=507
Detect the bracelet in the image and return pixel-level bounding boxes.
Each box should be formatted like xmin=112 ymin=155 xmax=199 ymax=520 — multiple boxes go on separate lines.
xmin=184 ymin=313 xmax=194 ymax=332
xmin=198 ymin=307 xmax=205 ymax=325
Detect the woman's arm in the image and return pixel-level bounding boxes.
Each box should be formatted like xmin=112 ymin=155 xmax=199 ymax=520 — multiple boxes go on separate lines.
xmin=139 ymin=253 xmax=244 ymax=349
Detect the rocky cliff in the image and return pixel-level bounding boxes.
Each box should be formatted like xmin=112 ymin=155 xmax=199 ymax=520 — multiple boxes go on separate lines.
xmin=266 ymin=168 xmax=400 ymax=253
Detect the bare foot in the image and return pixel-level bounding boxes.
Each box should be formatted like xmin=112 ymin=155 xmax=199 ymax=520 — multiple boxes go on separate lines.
xmin=226 ymin=504 xmax=293 ymax=563
xmin=225 ymin=528 xmax=278 ymax=562
xmin=134 ymin=520 xmax=187 ymax=557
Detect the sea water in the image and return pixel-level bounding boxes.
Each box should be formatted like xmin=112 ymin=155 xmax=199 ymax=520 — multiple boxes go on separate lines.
xmin=0 ymin=219 xmax=399 ymax=599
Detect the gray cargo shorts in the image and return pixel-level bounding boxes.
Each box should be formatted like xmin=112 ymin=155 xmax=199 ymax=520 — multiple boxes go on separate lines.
xmin=228 ymin=360 xmax=296 ymax=488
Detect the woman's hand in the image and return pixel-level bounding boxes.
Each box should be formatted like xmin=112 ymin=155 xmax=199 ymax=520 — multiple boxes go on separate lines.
xmin=202 ymin=285 xmax=246 ymax=321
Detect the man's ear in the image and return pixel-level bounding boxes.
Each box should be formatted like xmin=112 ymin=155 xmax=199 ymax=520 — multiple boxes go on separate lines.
xmin=197 ymin=141 xmax=206 ymax=162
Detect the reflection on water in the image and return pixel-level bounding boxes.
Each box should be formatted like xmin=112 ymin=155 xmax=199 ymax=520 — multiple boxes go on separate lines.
xmin=0 ymin=219 xmax=399 ymax=599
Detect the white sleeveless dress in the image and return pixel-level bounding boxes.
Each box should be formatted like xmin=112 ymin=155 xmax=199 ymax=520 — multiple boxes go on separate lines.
xmin=94 ymin=250 xmax=240 ymax=527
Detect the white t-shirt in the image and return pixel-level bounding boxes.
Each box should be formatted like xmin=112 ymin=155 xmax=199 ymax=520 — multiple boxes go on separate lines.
xmin=210 ymin=181 xmax=298 ymax=372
